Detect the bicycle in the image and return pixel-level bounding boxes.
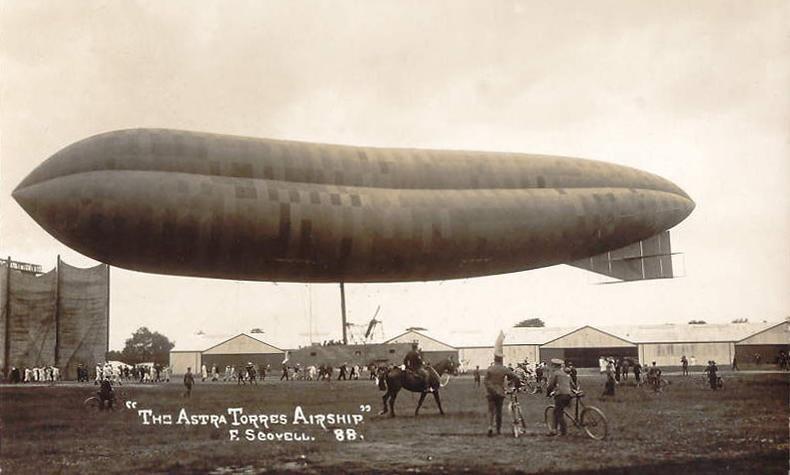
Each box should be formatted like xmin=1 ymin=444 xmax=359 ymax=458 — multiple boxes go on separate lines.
xmin=84 ymin=388 xmax=126 ymax=411
xmin=701 ymin=373 xmax=724 ymax=390
xmin=544 ymin=390 xmax=608 ymax=440
xmin=506 ymin=387 xmax=528 ymax=438
xmin=646 ymin=374 xmax=669 ymax=393
xmin=521 ymin=372 xmax=547 ymax=395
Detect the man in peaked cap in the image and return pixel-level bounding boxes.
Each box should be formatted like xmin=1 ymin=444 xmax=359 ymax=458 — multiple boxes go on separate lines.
xmin=546 ymin=358 xmax=577 ymax=436
xmin=484 ymin=331 xmax=520 ymax=436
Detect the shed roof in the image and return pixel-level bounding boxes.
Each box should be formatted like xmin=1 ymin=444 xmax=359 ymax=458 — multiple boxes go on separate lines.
xmin=385 ymin=329 xmax=457 ymax=349
xmin=447 ymin=322 xmax=782 ymax=348
xmin=599 ymin=322 xmax=778 ymax=344
xmin=504 ymin=326 xmax=581 ymax=346
xmin=171 ymin=332 xmax=274 ymax=352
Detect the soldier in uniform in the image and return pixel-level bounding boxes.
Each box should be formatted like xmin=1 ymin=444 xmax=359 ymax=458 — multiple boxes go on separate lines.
xmin=183 ymin=367 xmax=195 ymax=398
xmin=546 ymin=358 xmax=576 ymax=436
xmin=705 ymin=360 xmax=719 ymax=390
xmin=484 ymin=331 xmax=519 ymax=436
xmin=403 ymin=343 xmax=429 ymax=388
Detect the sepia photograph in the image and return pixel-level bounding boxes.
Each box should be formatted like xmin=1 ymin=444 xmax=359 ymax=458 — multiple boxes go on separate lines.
xmin=1 ymin=1 xmax=788 ymax=473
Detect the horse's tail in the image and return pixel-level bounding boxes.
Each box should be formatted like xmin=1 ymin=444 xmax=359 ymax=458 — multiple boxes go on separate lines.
xmin=428 ymin=367 xmax=450 ymax=388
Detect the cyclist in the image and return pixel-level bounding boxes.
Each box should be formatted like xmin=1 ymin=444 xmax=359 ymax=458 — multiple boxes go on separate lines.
xmin=546 ymin=358 xmax=577 ymax=436
xmin=97 ymin=378 xmax=115 ymax=410
xmin=647 ymin=361 xmax=663 ymax=391
xmin=514 ymin=362 xmax=529 ymax=386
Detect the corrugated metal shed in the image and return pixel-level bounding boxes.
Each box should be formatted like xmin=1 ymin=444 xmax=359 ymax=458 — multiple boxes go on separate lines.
xmin=505 ymin=327 xmax=580 ymax=345
xmin=385 ymin=329 xmax=457 ymax=350
xmin=601 ymin=322 xmax=777 ymax=344
xmin=171 ymin=332 xmax=275 ymax=352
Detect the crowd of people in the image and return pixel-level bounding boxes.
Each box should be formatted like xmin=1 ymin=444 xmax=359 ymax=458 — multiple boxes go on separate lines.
xmin=278 ymin=362 xmax=378 ymax=381
xmin=6 ymin=366 xmax=60 ymax=383
xmin=89 ymin=362 xmax=171 ymax=385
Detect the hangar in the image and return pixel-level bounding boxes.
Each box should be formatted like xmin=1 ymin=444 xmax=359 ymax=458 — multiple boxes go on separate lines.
xmin=606 ymin=323 xmax=778 ymax=367
xmin=734 ymin=321 xmax=789 ymax=367
xmin=455 ymin=322 xmax=785 ymax=369
xmin=540 ymin=326 xmax=637 ymax=368
xmin=169 ymin=333 xmax=284 ymax=376
xmin=384 ymin=329 xmax=458 ymax=365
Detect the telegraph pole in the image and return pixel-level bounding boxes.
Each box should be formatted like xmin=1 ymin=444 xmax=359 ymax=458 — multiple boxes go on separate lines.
xmin=340 ymin=283 xmax=347 ymax=345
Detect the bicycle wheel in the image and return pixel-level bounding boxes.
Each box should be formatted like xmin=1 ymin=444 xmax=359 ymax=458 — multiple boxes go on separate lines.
xmin=512 ymin=404 xmax=527 ymax=438
xmin=83 ymin=396 xmax=101 ymax=410
xmin=580 ymin=406 xmax=608 ymax=440
xmin=544 ymin=405 xmax=555 ymax=432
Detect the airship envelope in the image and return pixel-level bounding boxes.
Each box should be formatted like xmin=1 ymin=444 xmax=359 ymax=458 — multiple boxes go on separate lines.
xmin=13 ymin=129 xmax=694 ymax=283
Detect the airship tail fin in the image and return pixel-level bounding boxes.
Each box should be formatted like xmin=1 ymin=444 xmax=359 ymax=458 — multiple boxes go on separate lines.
xmin=569 ymin=231 xmax=677 ymax=282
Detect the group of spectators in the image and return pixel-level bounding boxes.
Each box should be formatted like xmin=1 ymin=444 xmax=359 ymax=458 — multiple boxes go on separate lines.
xmin=201 ymin=363 xmax=265 ymax=384
xmin=6 ymin=366 xmax=60 ymax=383
xmin=279 ymin=362 xmax=376 ymax=381
xmin=89 ymin=362 xmax=170 ymax=385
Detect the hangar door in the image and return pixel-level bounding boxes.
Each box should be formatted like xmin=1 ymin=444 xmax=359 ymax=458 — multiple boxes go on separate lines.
xmin=540 ymin=347 xmax=638 ymax=368
xmin=540 ymin=326 xmax=637 ymax=368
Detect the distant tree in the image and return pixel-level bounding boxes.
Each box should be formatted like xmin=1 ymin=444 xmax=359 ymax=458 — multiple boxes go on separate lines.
xmin=731 ymin=318 xmax=749 ymax=324
xmin=250 ymin=328 xmax=264 ymax=333
xmin=105 ymin=350 xmax=124 ymax=362
xmin=406 ymin=327 xmax=428 ymax=332
xmin=688 ymin=320 xmax=707 ymax=325
xmin=120 ymin=327 xmax=175 ymax=366
xmin=514 ymin=318 xmax=546 ymax=328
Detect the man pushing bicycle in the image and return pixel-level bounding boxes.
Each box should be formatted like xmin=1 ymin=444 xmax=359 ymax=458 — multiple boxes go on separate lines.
xmin=546 ymin=358 xmax=578 ymax=436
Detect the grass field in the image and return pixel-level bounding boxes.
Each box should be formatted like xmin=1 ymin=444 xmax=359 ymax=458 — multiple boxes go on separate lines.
xmin=1 ymin=371 xmax=787 ymax=474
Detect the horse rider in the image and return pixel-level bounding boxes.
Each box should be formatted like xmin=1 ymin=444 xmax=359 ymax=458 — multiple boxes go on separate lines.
xmin=403 ymin=342 xmax=430 ymax=389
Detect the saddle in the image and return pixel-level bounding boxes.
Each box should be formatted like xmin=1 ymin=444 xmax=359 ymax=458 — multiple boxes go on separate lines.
xmin=404 ymin=367 xmax=439 ymax=390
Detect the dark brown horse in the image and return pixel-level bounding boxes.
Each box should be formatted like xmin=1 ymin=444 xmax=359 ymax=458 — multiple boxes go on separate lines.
xmin=377 ymin=358 xmax=458 ymax=417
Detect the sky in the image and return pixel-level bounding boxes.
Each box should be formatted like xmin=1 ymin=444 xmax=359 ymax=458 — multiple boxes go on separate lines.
xmin=1 ymin=0 xmax=788 ymax=350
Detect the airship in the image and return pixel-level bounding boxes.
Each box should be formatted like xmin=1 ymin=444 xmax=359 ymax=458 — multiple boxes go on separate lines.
xmin=13 ymin=128 xmax=694 ymax=283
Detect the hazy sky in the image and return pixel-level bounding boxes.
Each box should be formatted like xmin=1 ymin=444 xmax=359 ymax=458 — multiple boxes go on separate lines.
xmin=2 ymin=1 xmax=788 ymax=350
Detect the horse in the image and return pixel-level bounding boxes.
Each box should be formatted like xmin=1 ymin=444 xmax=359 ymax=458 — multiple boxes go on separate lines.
xmin=377 ymin=358 xmax=458 ymax=417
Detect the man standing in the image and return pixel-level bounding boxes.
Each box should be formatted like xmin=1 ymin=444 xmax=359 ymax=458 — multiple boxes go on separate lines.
xmin=473 ymin=366 xmax=481 ymax=387
xmin=706 ymin=361 xmax=719 ymax=390
xmin=484 ymin=331 xmax=519 ymax=437
xmin=567 ymin=361 xmax=578 ymax=387
xmin=338 ymin=363 xmax=348 ymax=380
xmin=547 ymin=358 xmax=576 ymax=436
xmin=633 ymin=361 xmax=642 ymax=385
xmin=681 ymin=355 xmax=689 ymax=376
xmin=183 ymin=367 xmax=195 ymax=398
xmin=280 ymin=363 xmax=290 ymax=381
xmin=602 ymin=360 xmax=616 ymax=397
xmin=621 ymin=358 xmax=629 ymax=382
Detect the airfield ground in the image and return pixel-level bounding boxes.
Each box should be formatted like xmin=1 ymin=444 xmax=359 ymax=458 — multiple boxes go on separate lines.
xmin=1 ymin=372 xmax=787 ymax=474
